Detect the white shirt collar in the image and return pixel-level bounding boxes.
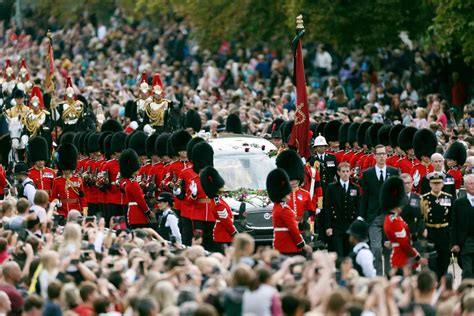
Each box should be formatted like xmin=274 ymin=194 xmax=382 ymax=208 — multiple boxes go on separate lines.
xmin=340 ymin=179 xmax=349 ymax=187
xmin=375 ymin=165 xmax=386 ymax=176
xmin=467 ymin=193 xmax=474 ymax=207
xmin=354 ymin=242 xmax=369 ymax=252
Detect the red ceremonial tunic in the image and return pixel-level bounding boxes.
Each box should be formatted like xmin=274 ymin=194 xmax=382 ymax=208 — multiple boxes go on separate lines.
xmin=394 ymin=157 xmax=419 ymax=175
xmin=95 ymin=158 xmax=108 ymax=203
xmin=124 ymin=178 xmax=149 ymax=225
xmin=334 ymin=150 xmax=346 ymax=165
xmin=0 ymin=165 xmax=8 ymax=196
xmin=162 ymin=160 xmax=191 ymax=210
xmin=341 ymin=150 xmax=355 ymax=164
xmin=51 ymin=175 xmax=87 ymax=217
xmin=147 ymin=162 xmax=165 ymax=198
xmin=104 ymin=159 xmax=127 ymax=205
xmin=384 ymin=212 xmax=419 ymax=269
xmin=386 ymin=154 xmax=402 ymax=167
xmin=350 ymin=151 xmax=365 ymax=169
xmin=411 ymin=163 xmax=434 ymax=193
xmin=28 ymin=166 xmax=56 ymax=197
xmin=447 ymin=166 xmax=463 ymax=189
xmin=187 ymin=173 xmax=216 ymax=222
xmin=272 ymin=202 xmax=305 ymax=254
xmin=288 ymin=188 xmax=313 ymax=221
xmin=361 ymin=154 xmax=375 ymax=172
xmin=211 ymin=197 xmax=237 ymax=243
xmin=302 ymin=164 xmax=323 ymax=211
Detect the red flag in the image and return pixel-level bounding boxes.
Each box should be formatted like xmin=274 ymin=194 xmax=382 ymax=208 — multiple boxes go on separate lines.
xmin=45 ymin=33 xmax=55 ymax=93
xmin=288 ymin=36 xmax=311 ymax=159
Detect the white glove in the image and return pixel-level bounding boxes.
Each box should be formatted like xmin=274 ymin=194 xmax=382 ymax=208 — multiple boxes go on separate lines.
xmin=143 ymin=124 xmax=155 ymax=136
xmin=173 ymin=188 xmax=181 ymax=196
xmin=190 ymin=180 xmax=198 ymax=196
xmin=316 ymin=208 xmax=321 ymax=215
xmin=10 ymin=98 xmax=16 ymax=106
xmin=129 ymin=121 xmax=138 ymax=130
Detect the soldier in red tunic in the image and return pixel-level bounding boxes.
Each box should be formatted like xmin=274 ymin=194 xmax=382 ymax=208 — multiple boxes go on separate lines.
xmin=267 ymin=168 xmax=310 ymax=255
xmin=411 ymin=129 xmax=437 ymax=193
xmin=377 ymin=125 xmax=393 ymax=163
xmin=351 ymin=122 xmax=371 ymax=180
xmin=200 ymin=166 xmax=238 ymax=253
xmin=361 ymin=123 xmax=383 ymax=172
xmin=27 ymin=136 xmax=56 ymax=198
xmin=324 ymin=120 xmax=342 ymax=156
xmin=148 ymin=133 xmax=172 ymax=200
xmin=51 ymin=143 xmax=87 ymax=217
xmin=445 ymin=141 xmax=466 ymax=190
xmin=386 ymin=124 xmax=405 ymax=167
xmin=335 ymin=122 xmax=352 ymax=165
xmin=119 ymin=149 xmax=153 ymax=229
xmin=394 ymin=127 xmax=419 ymax=174
xmin=95 ymin=131 xmax=113 ymax=219
xmin=342 ymin=123 xmax=361 ymax=165
xmin=83 ymin=132 xmax=102 ymax=216
xmin=129 ymin=131 xmax=150 ymax=191
xmin=382 ymin=177 xmax=427 ymax=273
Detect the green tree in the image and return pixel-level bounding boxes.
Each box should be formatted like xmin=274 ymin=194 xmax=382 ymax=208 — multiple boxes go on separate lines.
xmin=430 ymin=0 xmax=474 ymax=65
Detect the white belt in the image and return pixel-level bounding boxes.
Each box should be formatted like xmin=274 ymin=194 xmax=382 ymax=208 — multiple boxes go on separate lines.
xmin=128 ymin=202 xmax=138 ymax=206
xmin=216 ymin=220 xmax=220 ymax=223
xmin=274 ymin=227 xmax=289 ymax=232
xmin=391 ymin=242 xmax=400 ymax=247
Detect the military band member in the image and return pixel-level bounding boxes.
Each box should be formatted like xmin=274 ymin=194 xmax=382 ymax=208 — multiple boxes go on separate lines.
xmin=27 ymin=136 xmax=56 ymax=198
xmin=421 ymin=172 xmax=454 ymax=280
xmin=324 ymin=162 xmax=360 ymax=259
xmin=266 ymin=168 xmax=310 ymax=255
xmin=200 ymin=166 xmax=238 ymax=253
xmin=451 ymin=174 xmax=474 ymax=279
xmin=445 ymin=141 xmax=467 ymax=190
xmin=119 ymin=149 xmax=154 ymax=229
xmin=383 ymin=177 xmax=427 ymax=273
xmin=411 ymin=129 xmax=437 ymax=193
xmin=310 ymin=134 xmax=337 ymax=192
xmin=420 ymin=153 xmax=456 ymax=198
xmin=51 ymin=143 xmax=87 ymax=217
xmin=386 ymin=124 xmax=405 ymax=167
xmin=395 ymin=127 xmax=419 ymax=175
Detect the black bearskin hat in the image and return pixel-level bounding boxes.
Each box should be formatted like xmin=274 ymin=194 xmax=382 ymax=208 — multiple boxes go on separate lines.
xmin=357 ymin=122 xmax=372 ymax=147
xmin=146 ymin=134 xmax=158 ymax=157
xmin=225 ymin=114 xmax=242 ymax=134
xmin=366 ymin=122 xmax=383 ymax=148
xmin=275 ymin=149 xmax=304 ymax=183
xmin=87 ymin=133 xmax=100 ymax=154
xmin=82 ymin=132 xmax=93 ymax=155
xmin=445 ymin=141 xmax=467 ymax=165
xmin=348 ymin=122 xmax=361 ymax=146
xmin=324 ymin=120 xmax=342 ymax=143
xmin=282 ymin=120 xmax=294 ymax=144
xmin=111 ymin=132 xmax=127 ymax=154
xmin=414 ymin=129 xmax=438 ymax=160
xmin=59 ymin=132 xmax=76 ymax=146
xmin=171 ymin=130 xmax=192 ymax=153
xmin=99 ymin=131 xmax=112 ymax=155
xmin=184 ymin=110 xmax=202 ymax=133
xmin=339 ymin=122 xmax=351 ymax=149
xmin=57 ymin=143 xmax=78 ymax=171
xmin=28 ymin=136 xmax=49 ymax=163
xmin=124 ymin=100 xmax=137 ymax=121
xmin=155 ymin=133 xmax=171 ymax=157
xmin=77 ymin=132 xmax=88 ymax=155
xmin=389 ymin=124 xmax=405 ymax=148
xmin=398 ymin=126 xmax=417 ymax=151
xmin=316 ymin=122 xmax=326 ymax=138
xmin=268 ymin=118 xmax=285 ymax=139
xmin=186 ymin=137 xmax=205 ymax=162
xmin=129 ymin=131 xmax=147 ymax=156
xmin=167 ymin=137 xmax=177 ymax=157
xmin=125 ymin=131 xmax=134 ymax=149
xmin=119 ymin=149 xmax=141 ymax=179
xmin=73 ymin=132 xmax=83 ymax=151
xmin=377 ymin=125 xmax=392 ymax=147
xmin=266 ymin=168 xmax=292 ymax=203
xmin=200 ymin=166 xmax=225 ymax=199
xmin=192 ymin=142 xmax=214 ymax=173
xmin=380 ymin=176 xmax=407 ymax=212
xmin=104 ymin=134 xmax=113 ymax=156
xmin=101 ymin=119 xmax=123 ymax=133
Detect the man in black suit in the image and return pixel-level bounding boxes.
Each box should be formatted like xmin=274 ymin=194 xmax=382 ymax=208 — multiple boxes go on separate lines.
xmin=451 ymin=174 xmax=474 ymax=279
xmin=323 ymin=162 xmax=360 ymax=260
xmin=420 ymin=153 xmax=456 ymax=198
xmin=310 ymin=134 xmax=337 ymax=192
xmin=360 ymin=144 xmax=400 ymax=275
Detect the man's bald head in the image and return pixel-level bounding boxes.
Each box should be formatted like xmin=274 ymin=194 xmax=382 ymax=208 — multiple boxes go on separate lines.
xmin=2 ymin=261 xmax=21 ymax=284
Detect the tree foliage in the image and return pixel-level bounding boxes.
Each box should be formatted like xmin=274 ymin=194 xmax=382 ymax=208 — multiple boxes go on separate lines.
xmin=430 ymin=0 xmax=474 ymax=65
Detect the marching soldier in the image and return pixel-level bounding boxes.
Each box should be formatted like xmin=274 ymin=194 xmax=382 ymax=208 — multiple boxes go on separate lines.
xmin=83 ymin=132 xmax=102 ymax=217
xmin=129 ymin=131 xmax=149 ymax=190
xmin=266 ymin=168 xmax=310 ymax=255
xmin=411 ymin=129 xmax=437 ymax=193
xmin=95 ymin=131 xmax=113 ymax=219
xmin=336 ymin=122 xmax=351 ymax=165
xmin=148 ymin=133 xmax=172 ymax=200
xmin=123 ymin=100 xmax=138 ymax=134
xmin=0 ymin=164 xmax=9 ymax=200
xmin=144 ymin=133 xmax=159 ymax=201
xmin=324 ymin=162 xmax=360 ymax=259
xmin=200 ymin=166 xmax=238 ymax=253
xmin=310 ymin=134 xmax=337 ymax=192
xmin=420 ymin=153 xmax=456 ymax=198
xmin=184 ymin=109 xmax=202 ymax=135
xmin=420 ymin=172 xmax=454 ymax=280
xmin=350 ymin=122 xmax=371 ymax=178
xmin=395 ymin=126 xmax=419 ymax=174
xmin=324 ymin=120 xmax=342 ymax=155
xmin=445 ymin=141 xmax=466 ymax=190
xmin=27 ymin=136 xmax=56 ymax=198
xmin=386 ymin=124 xmax=405 ymax=167
xmin=119 ymin=149 xmax=154 ymax=229
xmin=383 ymin=177 xmax=427 ymax=272
xmin=377 ymin=125 xmax=393 ymax=162
xmin=361 ymin=123 xmax=383 ymax=172
xmin=341 ymin=122 xmax=360 ymax=165
xmin=51 ymin=143 xmax=87 ymax=217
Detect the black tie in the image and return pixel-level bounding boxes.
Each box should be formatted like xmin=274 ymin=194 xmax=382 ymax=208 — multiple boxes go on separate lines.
xmin=379 ymin=170 xmax=384 ymax=183
xmin=343 ymin=183 xmax=347 ymax=193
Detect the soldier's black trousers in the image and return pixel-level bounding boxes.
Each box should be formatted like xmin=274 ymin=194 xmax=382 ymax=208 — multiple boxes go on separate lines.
xmin=192 ymin=220 xmax=217 ymax=252
xmin=428 ymin=227 xmax=451 ymax=280
xmin=181 ymin=217 xmax=193 ymax=246
xmin=88 ymin=203 xmax=98 ymax=217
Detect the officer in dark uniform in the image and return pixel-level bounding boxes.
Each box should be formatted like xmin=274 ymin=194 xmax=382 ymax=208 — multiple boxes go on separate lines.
xmin=310 ymin=134 xmax=337 ymax=192
xmin=421 ymin=172 xmax=454 ymax=280
xmin=156 ymin=192 xmax=182 ymax=244
xmin=400 ymin=173 xmax=425 ymax=247
xmin=347 ymin=217 xmax=376 ymax=277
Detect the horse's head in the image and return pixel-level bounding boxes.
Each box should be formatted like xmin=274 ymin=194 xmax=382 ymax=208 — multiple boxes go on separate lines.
xmin=9 ymin=116 xmax=24 ymax=149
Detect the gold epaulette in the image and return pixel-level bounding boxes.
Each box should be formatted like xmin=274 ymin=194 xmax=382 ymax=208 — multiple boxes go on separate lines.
xmin=441 ymin=191 xmax=452 ymax=197
xmin=299 ymin=188 xmax=310 ymax=194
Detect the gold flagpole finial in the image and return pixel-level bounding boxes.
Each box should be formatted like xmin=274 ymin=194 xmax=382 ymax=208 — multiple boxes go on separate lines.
xmin=296 ymin=15 xmax=304 ymax=30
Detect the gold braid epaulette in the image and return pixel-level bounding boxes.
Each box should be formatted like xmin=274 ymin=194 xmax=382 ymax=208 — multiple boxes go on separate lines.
xmin=420 ymin=198 xmax=429 ymax=221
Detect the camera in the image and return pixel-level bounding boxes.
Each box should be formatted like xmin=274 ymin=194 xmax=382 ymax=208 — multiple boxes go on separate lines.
xmin=85 ymin=216 xmax=96 ymax=223
xmin=113 ymin=216 xmax=125 ymax=224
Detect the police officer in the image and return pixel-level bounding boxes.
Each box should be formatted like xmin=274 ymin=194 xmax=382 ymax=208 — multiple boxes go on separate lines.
xmin=14 ymin=162 xmax=36 ymax=205
xmin=347 ymin=217 xmax=376 ymax=277
xmin=156 ymin=192 xmax=182 ymax=245
xmin=421 ymin=172 xmax=454 ymax=280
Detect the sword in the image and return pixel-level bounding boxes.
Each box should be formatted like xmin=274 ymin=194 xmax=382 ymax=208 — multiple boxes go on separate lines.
xmin=451 ymin=252 xmax=456 ymax=281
